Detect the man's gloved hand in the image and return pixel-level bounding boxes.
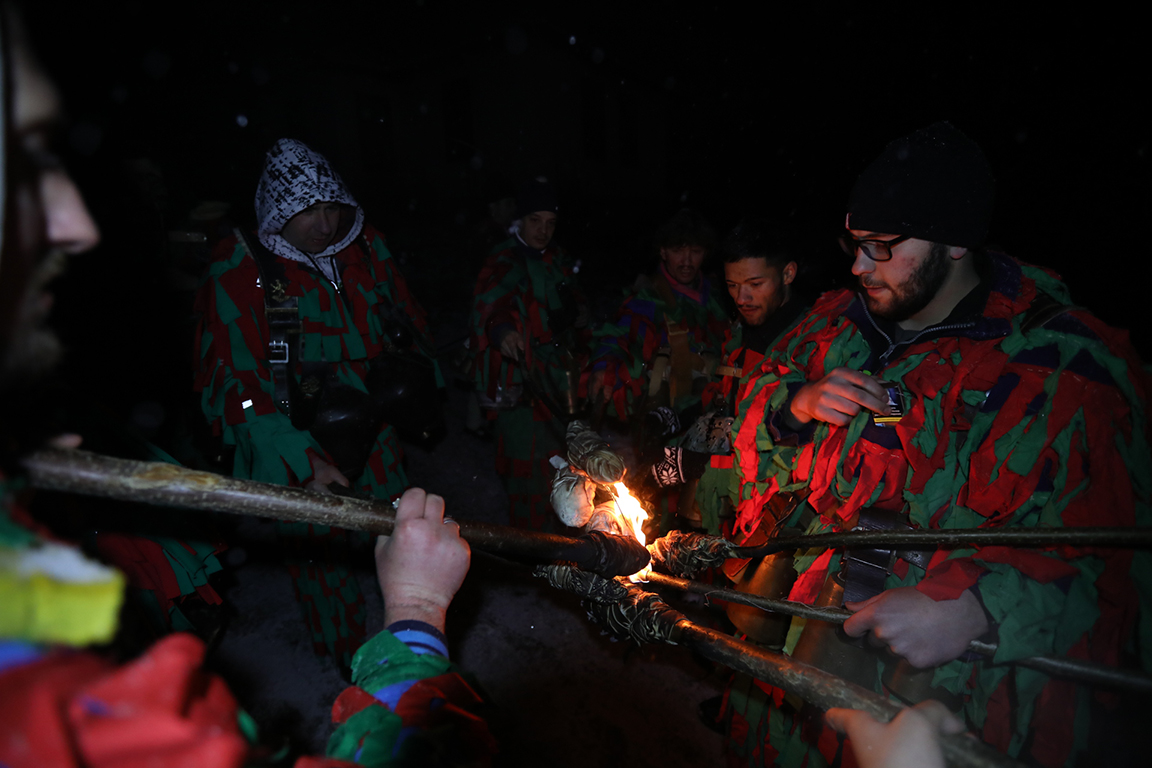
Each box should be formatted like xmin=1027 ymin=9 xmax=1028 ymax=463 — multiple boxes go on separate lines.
xmin=645 ymin=406 xmax=681 ymax=438
xmin=650 ymin=446 xmax=712 ymax=488
xmin=651 ymin=446 xmax=686 ymax=487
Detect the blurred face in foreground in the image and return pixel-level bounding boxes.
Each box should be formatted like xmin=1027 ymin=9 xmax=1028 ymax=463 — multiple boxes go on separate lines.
xmin=0 ymin=16 xmax=101 ymax=389
xmin=724 ymin=256 xmax=795 ymax=326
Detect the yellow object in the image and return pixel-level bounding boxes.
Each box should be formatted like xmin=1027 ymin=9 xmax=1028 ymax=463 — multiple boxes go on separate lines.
xmin=0 ymin=544 xmax=125 ymax=646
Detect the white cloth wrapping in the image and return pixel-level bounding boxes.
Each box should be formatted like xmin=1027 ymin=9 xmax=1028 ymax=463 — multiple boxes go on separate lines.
xmin=548 ymin=455 xmax=596 ymax=528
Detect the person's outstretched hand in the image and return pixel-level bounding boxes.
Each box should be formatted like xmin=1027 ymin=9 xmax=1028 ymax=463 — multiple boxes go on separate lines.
xmin=375 ymin=487 xmax=470 ymax=632
xmin=826 ymin=700 xmax=966 ymax=768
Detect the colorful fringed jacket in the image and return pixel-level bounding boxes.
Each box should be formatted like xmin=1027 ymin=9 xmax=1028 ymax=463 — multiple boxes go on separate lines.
xmin=730 ymin=252 xmax=1152 ymax=766
xmin=591 ymin=267 xmax=729 ymax=420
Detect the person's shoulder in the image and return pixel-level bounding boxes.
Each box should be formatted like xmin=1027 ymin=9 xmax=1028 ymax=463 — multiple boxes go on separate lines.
xmin=479 ymin=238 xmax=521 ymax=273
xmin=810 ymin=288 xmax=856 ymax=318
xmin=488 ymin=237 xmax=518 ymax=258
xmin=359 ymin=222 xmax=389 ymax=252
xmin=1006 ymin=256 xmax=1147 ymax=387
xmin=474 ymin=240 xmax=525 ymax=293
xmin=774 ymin=289 xmax=855 ymax=348
xmin=628 ymin=271 xmax=657 ymax=296
xmin=205 ymin=232 xmax=259 ymax=282
xmin=1011 ymin=256 xmax=1105 ymax=342
xmin=541 ymin=243 xmax=574 ymax=271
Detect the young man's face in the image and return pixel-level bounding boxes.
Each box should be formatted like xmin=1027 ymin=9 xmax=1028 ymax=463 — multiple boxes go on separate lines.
xmin=281 ymin=201 xmax=342 ymax=254
xmin=520 ymin=210 xmax=557 ymax=250
xmin=848 ymin=230 xmax=949 ymax=322
xmin=660 ymin=244 xmax=706 ymax=286
xmin=724 ymin=256 xmax=795 ymax=327
xmin=0 ymin=22 xmax=101 ymax=388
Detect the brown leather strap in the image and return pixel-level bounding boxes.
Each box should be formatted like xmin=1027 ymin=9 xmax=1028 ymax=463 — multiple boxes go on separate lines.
xmin=652 ymin=272 xmax=705 ymax=404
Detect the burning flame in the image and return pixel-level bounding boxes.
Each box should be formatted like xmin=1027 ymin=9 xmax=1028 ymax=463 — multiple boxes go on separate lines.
xmin=610 ymin=482 xmax=652 ymax=582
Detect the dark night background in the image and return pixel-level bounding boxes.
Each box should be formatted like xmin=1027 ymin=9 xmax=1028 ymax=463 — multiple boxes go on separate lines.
xmin=12 ymin=3 xmax=1151 ymax=762
xmin=22 ymin=0 xmax=1149 ymax=451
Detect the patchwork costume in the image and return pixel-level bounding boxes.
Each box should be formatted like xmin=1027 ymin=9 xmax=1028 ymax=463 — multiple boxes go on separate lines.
xmin=469 ymin=235 xmax=585 ymax=530
xmin=592 ymin=264 xmax=729 ymax=422
xmin=194 ymin=140 xmax=439 ymax=664
xmin=693 ymin=299 xmax=810 ymax=536
xmin=723 ymin=254 xmax=1152 ymax=767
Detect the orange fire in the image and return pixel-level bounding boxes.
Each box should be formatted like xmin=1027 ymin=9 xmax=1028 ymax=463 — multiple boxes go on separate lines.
xmin=610 ymin=482 xmax=652 ymax=582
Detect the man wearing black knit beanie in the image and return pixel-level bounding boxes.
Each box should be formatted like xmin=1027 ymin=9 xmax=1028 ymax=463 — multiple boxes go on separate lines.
xmin=717 ymin=122 xmax=1152 ymax=767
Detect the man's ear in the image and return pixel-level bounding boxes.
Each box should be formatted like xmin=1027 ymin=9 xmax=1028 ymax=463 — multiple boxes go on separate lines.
xmin=782 ymin=261 xmax=798 ymax=285
xmin=948 ymin=246 xmax=969 ymax=260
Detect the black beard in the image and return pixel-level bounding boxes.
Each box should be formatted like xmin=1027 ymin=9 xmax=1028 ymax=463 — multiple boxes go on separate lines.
xmin=0 ymin=325 xmax=62 ymax=388
xmin=866 ymin=243 xmax=951 ymax=322
xmin=0 ymin=250 xmax=67 ymax=390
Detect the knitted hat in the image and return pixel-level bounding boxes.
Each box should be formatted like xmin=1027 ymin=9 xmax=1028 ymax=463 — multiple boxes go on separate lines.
xmin=847 ymin=122 xmax=995 ymax=249
xmin=514 ymin=179 xmax=559 ymax=220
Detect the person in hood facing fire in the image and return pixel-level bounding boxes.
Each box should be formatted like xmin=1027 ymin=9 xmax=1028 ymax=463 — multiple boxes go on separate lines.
xmin=0 ymin=6 xmax=492 ymax=765
xmin=193 ymin=138 xmax=442 ymax=669
xmin=468 ymin=178 xmax=588 ymax=531
xmin=718 ymin=122 xmax=1152 ymax=767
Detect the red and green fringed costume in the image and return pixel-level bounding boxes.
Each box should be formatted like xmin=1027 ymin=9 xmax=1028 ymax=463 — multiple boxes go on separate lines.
xmin=194 ymin=223 xmax=438 ymax=665
xmin=694 ymin=303 xmax=810 ymax=537
xmin=723 ymin=253 xmax=1152 ymax=767
xmin=469 ymin=236 xmax=586 ymax=530
xmin=591 ymin=265 xmax=729 ymax=422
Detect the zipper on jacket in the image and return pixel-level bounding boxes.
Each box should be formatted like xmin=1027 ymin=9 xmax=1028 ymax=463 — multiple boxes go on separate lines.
xmin=860 ymin=301 xmax=976 ymax=368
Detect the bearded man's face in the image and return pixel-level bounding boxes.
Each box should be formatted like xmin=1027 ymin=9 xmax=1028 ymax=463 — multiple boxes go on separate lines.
xmin=850 ymin=234 xmax=951 ymax=323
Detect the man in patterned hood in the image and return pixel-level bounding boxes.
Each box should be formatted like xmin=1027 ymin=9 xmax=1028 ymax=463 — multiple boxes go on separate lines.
xmin=255 ymin=138 xmax=365 ymax=282
xmin=195 ymin=138 xmax=440 ymax=667
xmin=720 ymin=122 xmax=1152 ymax=767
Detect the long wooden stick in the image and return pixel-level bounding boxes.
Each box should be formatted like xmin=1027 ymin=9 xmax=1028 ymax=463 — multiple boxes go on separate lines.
xmin=20 ymin=449 xmax=645 ymax=574
xmin=675 ymin=621 xmax=1021 ymax=768
xmin=537 ymin=564 xmax=1022 ymax=768
xmin=730 ymin=525 xmax=1152 ymax=559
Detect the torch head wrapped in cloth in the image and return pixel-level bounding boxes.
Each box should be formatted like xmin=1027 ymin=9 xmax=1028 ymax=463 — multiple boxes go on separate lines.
xmin=565 ymin=420 xmax=625 ymax=484
xmin=548 ymin=455 xmax=597 ymax=528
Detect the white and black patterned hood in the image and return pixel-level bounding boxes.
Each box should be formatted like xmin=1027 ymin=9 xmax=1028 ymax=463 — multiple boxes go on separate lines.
xmin=254 ymin=138 xmax=364 ymax=277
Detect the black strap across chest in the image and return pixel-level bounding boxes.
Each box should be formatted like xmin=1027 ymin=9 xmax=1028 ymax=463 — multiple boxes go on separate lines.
xmin=236 ymin=229 xmax=302 ymax=418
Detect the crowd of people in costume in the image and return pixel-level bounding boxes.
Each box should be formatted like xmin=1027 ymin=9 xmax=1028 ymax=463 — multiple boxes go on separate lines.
xmin=2 ymin=3 xmax=1151 ymax=766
